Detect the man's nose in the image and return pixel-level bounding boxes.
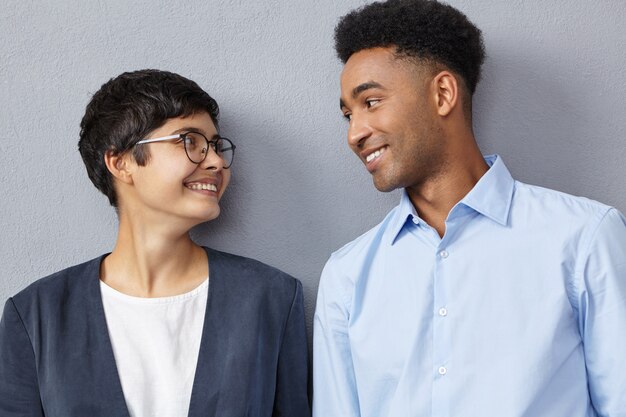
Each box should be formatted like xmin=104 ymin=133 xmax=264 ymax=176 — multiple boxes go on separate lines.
xmin=347 ymin=115 xmax=373 ymax=149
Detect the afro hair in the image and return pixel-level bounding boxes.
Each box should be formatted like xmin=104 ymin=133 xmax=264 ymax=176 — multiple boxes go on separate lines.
xmin=334 ymin=0 xmax=485 ymax=94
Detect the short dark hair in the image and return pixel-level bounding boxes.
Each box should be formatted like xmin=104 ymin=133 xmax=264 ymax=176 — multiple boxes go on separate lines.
xmin=78 ymin=69 xmax=220 ymax=207
xmin=334 ymin=0 xmax=485 ymax=95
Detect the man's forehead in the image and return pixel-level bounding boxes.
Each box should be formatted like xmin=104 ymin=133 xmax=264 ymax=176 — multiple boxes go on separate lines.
xmin=341 ymin=52 xmax=389 ymax=95
xmin=342 ymin=47 xmax=396 ymax=76
xmin=340 ymin=47 xmax=425 ymax=94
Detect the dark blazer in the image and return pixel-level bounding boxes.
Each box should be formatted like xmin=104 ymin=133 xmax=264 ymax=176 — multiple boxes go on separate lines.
xmin=0 ymin=247 xmax=310 ymax=417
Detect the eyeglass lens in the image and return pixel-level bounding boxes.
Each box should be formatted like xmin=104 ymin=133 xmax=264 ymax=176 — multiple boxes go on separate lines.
xmin=183 ymin=132 xmax=234 ymax=168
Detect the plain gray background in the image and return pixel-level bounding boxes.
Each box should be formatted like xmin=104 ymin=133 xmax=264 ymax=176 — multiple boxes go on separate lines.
xmin=1 ymin=0 xmax=625 ymax=338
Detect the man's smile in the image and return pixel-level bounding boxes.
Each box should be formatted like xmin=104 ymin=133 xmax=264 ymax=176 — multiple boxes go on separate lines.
xmin=365 ymin=146 xmax=387 ymax=163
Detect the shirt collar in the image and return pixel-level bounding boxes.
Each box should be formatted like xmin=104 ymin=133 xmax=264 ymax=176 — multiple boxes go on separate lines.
xmin=385 ymin=190 xmax=419 ymax=245
xmin=385 ymin=154 xmax=515 ymax=245
xmin=460 ymin=154 xmax=514 ymax=226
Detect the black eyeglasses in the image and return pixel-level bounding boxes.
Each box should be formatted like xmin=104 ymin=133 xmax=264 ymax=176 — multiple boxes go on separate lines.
xmin=135 ymin=132 xmax=236 ymax=168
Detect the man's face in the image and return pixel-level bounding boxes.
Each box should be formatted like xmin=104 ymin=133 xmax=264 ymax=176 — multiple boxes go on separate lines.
xmin=340 ymin=47 xmax=446 ymax=192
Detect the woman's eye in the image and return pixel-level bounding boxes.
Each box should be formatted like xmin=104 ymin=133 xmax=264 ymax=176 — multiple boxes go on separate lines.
xmin=179 ymin=136 xmax=196 ymax=150
xmin=343 ymin=113 xmax=352 ymax=121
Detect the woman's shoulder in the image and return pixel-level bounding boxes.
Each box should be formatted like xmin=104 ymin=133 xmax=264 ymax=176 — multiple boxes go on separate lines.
xmin=9 ymin=255 xmax=104 ymax=317
xmin=204 ymin=247 xmax=301 ymax=298
xmin=203 ymin=247 xmax=304 ymax=332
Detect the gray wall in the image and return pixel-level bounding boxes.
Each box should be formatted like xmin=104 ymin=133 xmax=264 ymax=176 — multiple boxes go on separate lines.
xmin=1 ymin=0 xmax=625 ymax=338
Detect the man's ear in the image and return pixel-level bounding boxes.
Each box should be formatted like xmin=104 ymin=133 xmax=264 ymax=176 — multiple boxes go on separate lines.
xmin=432 ymin=71 xmax=459 ymax=117
xmin=104 ymin=150 xmax=134 ymax=185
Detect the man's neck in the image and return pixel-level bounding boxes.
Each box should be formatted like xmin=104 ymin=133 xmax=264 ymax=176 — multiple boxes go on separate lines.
xmin=407 ymin=151 xmax=488 ymax=238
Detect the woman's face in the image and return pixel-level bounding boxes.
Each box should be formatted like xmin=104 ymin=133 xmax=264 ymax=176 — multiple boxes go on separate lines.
xmin=123 ymin=111 xmax=231 ymax=227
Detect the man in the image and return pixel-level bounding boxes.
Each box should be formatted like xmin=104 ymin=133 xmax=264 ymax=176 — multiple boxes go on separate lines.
xmin=313 ymin=1 xmax=626 ymax=416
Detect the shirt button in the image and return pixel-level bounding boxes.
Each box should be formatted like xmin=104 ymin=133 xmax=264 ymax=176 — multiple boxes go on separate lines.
xmin=438 ymin=307 xmax=448 ymax=317
xmin=439 ymin=250 xmax=449 ymax=259
xmin=438 ymin=366 xmax=447 ymax=375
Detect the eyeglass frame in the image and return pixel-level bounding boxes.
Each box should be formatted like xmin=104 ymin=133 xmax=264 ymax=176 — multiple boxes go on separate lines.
xmin=134 ymin=132 xmax=236 ymax=168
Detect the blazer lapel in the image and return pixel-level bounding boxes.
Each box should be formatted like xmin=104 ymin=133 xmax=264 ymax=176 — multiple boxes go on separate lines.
xmin=86 ymin=255 xmax=132 ymax=417
xmin=187 ymin=247 xmax=230 ymax=417
xmin=80 ymin=249 xmax=235 ymax=417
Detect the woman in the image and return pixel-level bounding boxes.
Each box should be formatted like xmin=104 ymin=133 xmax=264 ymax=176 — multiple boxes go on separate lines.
xmin=0 ymin=70 xmax=310 ymax=417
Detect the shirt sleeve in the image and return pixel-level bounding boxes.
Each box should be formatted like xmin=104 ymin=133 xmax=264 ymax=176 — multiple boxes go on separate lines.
xmin=577 ymin=208 xmax=626 ymax=416
xmin=313 ymin=259 xmax=360 ymax=417
xmin=273 ymin=279 xmax=311 ymax=417
xmin=0 ymin=298 xmax=45 ymax=416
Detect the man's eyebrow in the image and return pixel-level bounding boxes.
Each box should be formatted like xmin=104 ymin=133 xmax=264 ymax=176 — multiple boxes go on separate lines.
xmin=352 ymin=81 xmax=384 ymax=99
xmin=340 ymin=81 xmax=385 ymax=110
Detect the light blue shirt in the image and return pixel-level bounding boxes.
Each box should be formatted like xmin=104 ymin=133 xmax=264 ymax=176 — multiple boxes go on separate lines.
xmin=313 ymin=155 xmax=626 ymax=417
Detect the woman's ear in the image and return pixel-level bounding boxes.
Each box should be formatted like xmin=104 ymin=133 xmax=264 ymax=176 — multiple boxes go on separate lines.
xmin=104 ymin=150 xmax=134 ymax=185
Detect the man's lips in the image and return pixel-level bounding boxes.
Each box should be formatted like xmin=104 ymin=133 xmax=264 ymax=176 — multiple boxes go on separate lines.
xmin=360 ymin=145 xmax=388 ymax=166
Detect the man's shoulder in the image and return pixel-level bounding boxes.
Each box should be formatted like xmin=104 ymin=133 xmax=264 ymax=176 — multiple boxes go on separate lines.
xmin=334 ymin=206 xmax=399 ymax=258
xmin=317 ymin=203 xmax=403 ymax=310
xmin=514 ymin=180 xmax=614 ymax=221
xmin=511 ymin=181 xmax=625 ymax=252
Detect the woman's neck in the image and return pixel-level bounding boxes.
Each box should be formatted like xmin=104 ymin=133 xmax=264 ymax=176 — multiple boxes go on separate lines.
xmin=100 ymin=213 xmax=208 ymax=298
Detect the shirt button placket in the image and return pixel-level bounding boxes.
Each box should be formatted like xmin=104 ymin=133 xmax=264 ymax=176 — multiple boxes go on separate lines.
xmin=433 ymin=247 xmax=451 ymax=417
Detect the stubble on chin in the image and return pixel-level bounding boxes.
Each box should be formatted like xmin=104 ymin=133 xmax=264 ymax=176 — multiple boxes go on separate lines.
xmin=372 ymin=172 xmax=400 ymax=193
xmin=371 ymin=144 xmax=449 ymax=194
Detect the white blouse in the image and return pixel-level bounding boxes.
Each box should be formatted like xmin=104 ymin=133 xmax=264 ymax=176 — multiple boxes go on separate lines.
xmin=100 ymin=278 xmax=208 ymax=417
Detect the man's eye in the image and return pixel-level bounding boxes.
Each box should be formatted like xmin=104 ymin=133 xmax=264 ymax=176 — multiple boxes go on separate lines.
xmin=366 ymin=99 xmax=380 ymax=108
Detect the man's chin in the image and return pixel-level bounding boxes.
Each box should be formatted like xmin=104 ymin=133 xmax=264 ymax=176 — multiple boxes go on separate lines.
xmin=372 ymin=176 xmax=400 ymax=193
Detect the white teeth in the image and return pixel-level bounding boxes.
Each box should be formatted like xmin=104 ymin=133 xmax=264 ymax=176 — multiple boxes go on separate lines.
xmin=366 ymin=147 xmax=386 ymax=163
xmin=187 ymin=183 xmax=217 ymax=191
